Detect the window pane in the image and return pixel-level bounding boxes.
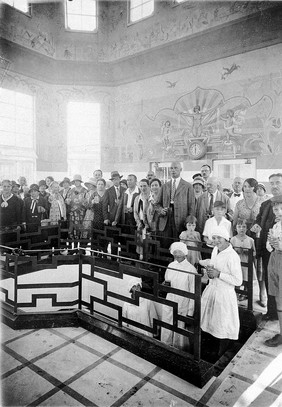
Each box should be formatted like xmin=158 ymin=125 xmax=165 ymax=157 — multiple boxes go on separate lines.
xmin=81 ymin=16 xmax=96 ymax=31
xmin=142 ymin=1 xmax=154 ymax=17
xmin=0 ymin=130 xmax=15 ymax=145
xmin=67 ymin=0 xmax=82 ymax=14
xmin=131 ymin=7 xmax=142 ymax=22
xmin=0 ymin=117 xmax=15 ymax=133
xmin=0 ymin=88 xmax=15 ymax=104
xmin=131 ymin=0 xmax=142 ymax=8
xmin=14 ymin=0 xmax=28 ymax=12
xmin=82 ymin=0 xmax=96 ymax=15
xmin=0 ymin=103 xmax=14 ymax=118
xmin=67 ymin=14 xmax=82 ymax=30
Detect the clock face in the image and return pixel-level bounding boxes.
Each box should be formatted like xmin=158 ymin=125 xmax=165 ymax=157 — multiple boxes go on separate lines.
xmin=187 ymin=141 xmax=206 ymax=159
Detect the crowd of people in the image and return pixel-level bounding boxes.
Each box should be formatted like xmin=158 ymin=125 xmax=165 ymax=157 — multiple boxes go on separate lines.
xmin=1 ymin=163 xmax=282 ymax=352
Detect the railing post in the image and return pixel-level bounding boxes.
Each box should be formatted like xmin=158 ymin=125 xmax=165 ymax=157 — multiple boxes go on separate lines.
xmin=247 ymin=248 xmax=253 ymax=311
xmin=13 ymin=255 xmax=18 ymax=315
xmin=193 ymin=274 xmax=201 ymax=361
xmin=78 ymin=247 xmax=83 ymax=310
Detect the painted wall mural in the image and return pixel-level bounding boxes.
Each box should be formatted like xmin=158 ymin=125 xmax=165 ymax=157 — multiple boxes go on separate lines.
xmin=134 ymin=87 xmax=282 ymax=162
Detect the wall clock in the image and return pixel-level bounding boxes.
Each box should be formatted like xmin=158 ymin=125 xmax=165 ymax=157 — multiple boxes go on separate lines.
xmin=187 ymin=140 xmax=207 ymax=159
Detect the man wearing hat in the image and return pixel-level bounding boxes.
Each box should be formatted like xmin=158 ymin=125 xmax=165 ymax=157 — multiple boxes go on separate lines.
xmin=22 ymin=183 xmax=48 ymax=231
xmin=106 ymin=171 xmax=124 ymax=225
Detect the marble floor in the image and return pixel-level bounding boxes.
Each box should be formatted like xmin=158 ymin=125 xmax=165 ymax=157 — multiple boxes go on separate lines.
xmin=1 ymin=318 xmax=282 ymax=407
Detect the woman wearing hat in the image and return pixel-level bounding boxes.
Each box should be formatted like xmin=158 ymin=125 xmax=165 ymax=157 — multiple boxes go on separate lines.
xmin=60 ymin=177 xmax=72 ymax=220
xmin=192 ymin=177 xmax=205 ymax=200
xmin=161 ymin=242 xmax=198 ymax=351
xmin=0 ymin=180 xmax=23 ymax=231
xmin=82 ymin=178 xmax=97 ymax=238
xmin=199 ymin=226 xmax=242 ymax=357
xmin=67 ymin=175 xmax=87 ymax=240
xmin=257 ymin=183 xmax=271 ymax=203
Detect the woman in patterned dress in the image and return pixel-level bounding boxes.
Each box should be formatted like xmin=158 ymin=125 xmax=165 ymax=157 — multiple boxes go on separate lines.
xmin=91 ymin=179 xmax=109 ymax=252
xmin=49 ymin=181 xmax=66 ymax=225
xmin=233 ymin=178 xmax=261 ymax=238
xmin=82 ymin=178 xmax=97 ymax=239
xmin=66 ymin=175 xmax=87 ymax=240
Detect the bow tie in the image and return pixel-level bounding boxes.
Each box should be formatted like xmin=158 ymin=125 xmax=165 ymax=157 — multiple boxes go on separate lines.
xmin=234 ymin=193 xmax=241 ymax=197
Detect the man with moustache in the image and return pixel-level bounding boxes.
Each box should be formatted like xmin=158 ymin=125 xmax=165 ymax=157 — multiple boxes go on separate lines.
xmin=228 ymin=177 xmax=244 ymax=211
xmin=251 ymin=173 xmax=282 ymax=320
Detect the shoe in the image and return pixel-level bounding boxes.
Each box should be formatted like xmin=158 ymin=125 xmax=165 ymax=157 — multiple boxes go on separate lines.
xmin=264 ymin=334 xmax=282 ymax=347
xmin=262 ymin=313 xmax=278 ymax=321
xmin=257 ymin=300 xmax=267 ymax=308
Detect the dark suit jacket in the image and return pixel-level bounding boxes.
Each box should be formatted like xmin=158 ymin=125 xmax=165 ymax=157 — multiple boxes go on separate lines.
xmin=114 ymin=190 xmax=140 ymax=225
xmin=23 ymin=196 xmax=49 ymax=226
xmin=106 ymin=185 xmax=125 ymax=223
xmin=157 ymin=178 xmax=195 ymax=233
xmin=195 ymin=190 xmax=232 ymax=235
xmin=255 ymin=198 xmax=275 ymax=257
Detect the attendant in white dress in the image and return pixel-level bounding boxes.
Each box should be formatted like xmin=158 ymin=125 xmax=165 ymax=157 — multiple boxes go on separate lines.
xmin=161 ymin=242 xmax=198 ymax=351
xmin=200 ymin=226 xmax=242 ymax=357
xmin=122 ymin=277 xmax=157 ymax=337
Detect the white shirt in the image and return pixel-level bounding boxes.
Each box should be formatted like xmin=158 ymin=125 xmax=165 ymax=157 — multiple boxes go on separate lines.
xmin=171 ymin=177 xmax=181 ymax=190
xmin=229 ymin=192 xmax=243 ymax=211
xmin=266 ymin=221 xmax=282 ymax=252
xmin=125 ymin=186 xmax=139 ymax=208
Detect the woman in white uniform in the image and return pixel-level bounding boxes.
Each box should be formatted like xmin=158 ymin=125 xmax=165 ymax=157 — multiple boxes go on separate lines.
xmin=200 ymin=226 xmax=242 ymax=356
xmin=161 ymin=242 xmax=198 ymax=351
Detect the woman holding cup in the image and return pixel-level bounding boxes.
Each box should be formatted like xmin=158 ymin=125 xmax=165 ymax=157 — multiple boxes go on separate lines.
xmin=199 ymin=226 xmax=242 ymax=357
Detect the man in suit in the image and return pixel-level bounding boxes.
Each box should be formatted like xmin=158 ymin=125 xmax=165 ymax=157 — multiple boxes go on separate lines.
xmin=22 ymin=184 xmax=49 ymax=232
xmin=195 ymin=176 xmax=232 ymax=235
xmin=113 ymin=174 xmax=140 ymax=232
xmin=105 ymin=171 xmax=124 ymax=256
xmin=157 ymin=161 xmax=195 ymax=247
xmin=200 ymin=164 xmax=212 ymax=191
xmin=251 ymin=173 xmax=282 ymax=320
xmin=228 ymin=176 xmax=244 ymax=211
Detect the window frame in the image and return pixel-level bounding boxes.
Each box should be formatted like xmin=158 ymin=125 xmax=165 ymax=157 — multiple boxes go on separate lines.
xmin=0 ymin=88 xmax=35 ymax=151
xmin=65 ymin=0 xmax=98 ymax=33
xmin=127 ymin=0 xmax=154 ymax=26
xmin=2 ymin=0 xmax=31 ymax=16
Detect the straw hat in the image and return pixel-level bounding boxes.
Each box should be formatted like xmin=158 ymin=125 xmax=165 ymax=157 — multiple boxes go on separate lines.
xmin=84 ymin=177 xmax=97 ymax=189
xmin=60 ymin=177 xmax=71 ymax=187
xmin=72 ymin=174 xmax=83 ymax=184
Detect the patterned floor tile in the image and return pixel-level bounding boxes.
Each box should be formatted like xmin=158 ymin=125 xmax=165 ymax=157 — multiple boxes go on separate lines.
xmin=121 ymin=381 xmax=195 ymax=407
xmin=109 ymin=348 xmax=156 ymax=375
xmin=75 ymin=331 xmax=118 ymax=355
xmin=1 ymin=366 xmax=54 ymax=406
xmin=34 ymin=342 xmax=101 ymax=382
xmin=40 ymin=390 xmax=85 ymax=406
xmin=69 ymin=359 xmax=141 ymax=407
xmin=5 ymin=329 xmax=67 ymax=360
xmin=1 ymin=349 xmax=22 ymax=375
xmin=207 ymin=374 xmax=278 ymax=407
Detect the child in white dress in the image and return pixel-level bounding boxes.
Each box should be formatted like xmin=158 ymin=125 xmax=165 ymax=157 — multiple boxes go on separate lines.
xmin=203 ymin=201 xmax=232 ymax=247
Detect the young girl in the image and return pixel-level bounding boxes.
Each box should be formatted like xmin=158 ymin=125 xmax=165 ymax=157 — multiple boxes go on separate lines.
xmin=230 ymin=219 xmax=257 ymax=302
xmin=179 ymin=215 xmax=202 ymax=266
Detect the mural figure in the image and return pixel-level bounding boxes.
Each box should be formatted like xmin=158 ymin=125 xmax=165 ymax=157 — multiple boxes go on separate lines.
xmin=181 ymin=104 xmax=215 ymax=139
xmin=161 ymin=120 xmax=172 ymax=148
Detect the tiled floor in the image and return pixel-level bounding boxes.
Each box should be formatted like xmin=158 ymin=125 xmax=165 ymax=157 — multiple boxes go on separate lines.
xmin=1 ymin=320 xmax=282 ymax=407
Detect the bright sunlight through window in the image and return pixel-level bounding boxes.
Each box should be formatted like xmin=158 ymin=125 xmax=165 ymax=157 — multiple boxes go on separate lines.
xmin=65 ymin=0 xmax=97 ymax=32
xmin=67 ymin=101 xmax=100 ymax=175
xmin=129 ymin=0 xmax=154 ymax=23
xmin=2 ymin=0 xmax=29 ymax=13
xmin=0 ymin=88 xmax=34 ymax=148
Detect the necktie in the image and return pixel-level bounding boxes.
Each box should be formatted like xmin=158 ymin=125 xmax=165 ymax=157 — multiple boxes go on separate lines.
xmin=171 ymin=179 xmax=176 ymax=202
xmin=116 ymin=187 xmax=120 ymax=199
xmin=31 ymin=199 xmax=38 ymax=213
xmin=209 ymin=193 xmax=214 ymax=215
xmin=234 ymin=193 xmax=241 ymax=197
